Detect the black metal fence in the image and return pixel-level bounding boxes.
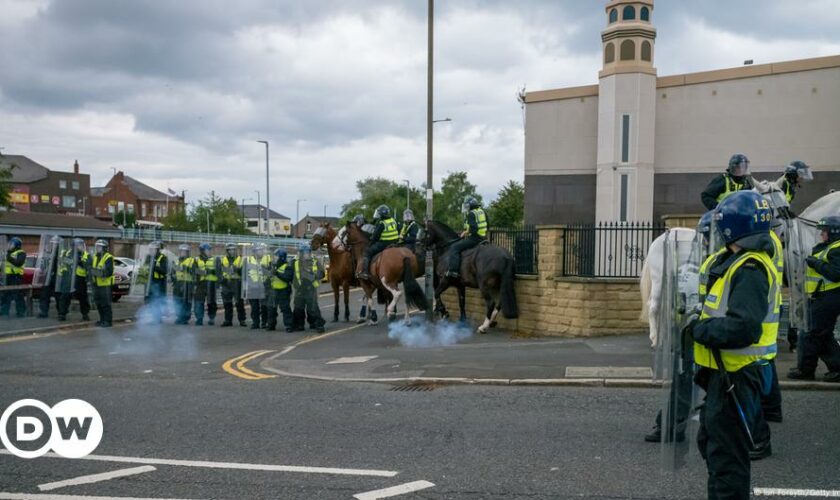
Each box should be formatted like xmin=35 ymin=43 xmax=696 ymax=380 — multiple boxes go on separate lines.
xmin=488 ymin=225 xmax=539 ymax=275
xmin=562 ymin=222 xmax=666 ymax=278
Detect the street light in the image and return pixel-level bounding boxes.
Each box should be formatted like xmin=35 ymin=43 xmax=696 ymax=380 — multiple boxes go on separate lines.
xmin=296 ymin=199 xmax=306 ymax=237
xmin=432 ymin=117 xmax=452 ymax=123
xmin=257 ymin=140 xmax=270 ymax=236
xmin=403 ymin=179 xmax=410 ymax=213
xmin=323 ymin=204 xmax=328 ymax=218
xmin=425 ymin=0 xmax=435 ymax=321
xmin=255 ymin=190 xmax=261 ymax=236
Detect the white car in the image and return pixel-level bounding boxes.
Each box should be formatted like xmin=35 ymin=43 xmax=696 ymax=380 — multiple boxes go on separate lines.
xmin=114 ymin=257 xmax=136 ymax=278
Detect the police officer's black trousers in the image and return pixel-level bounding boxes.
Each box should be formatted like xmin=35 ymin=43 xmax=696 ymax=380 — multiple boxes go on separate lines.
xmin=448 ymin=236 xmax=483 ymax=273
xmin=93 ymin=285 xmax=112 ymax=325
xmin=759 ymin=359 xmax=783 ymax=420
xmin=797 ymin=290 xmax=840 ymax=375
xmin=292 ymin=286 xmax=324 ymax=330
xmin=39 ymin=281 xmax=58 ymax=317
xmin=193 ymin=281 xmax=218 ymax=324
xmin=267 ymin=289 xmax=292 ymax=330
xmin=248 ymin=299 xmax=263 ymax=328
xmin=221 ymin=281 xmax=246 ymax=324
xmin=697 ymin=364 xmax=767 ymax=500
xmin=174 ymin=283 xmax=193 ymax=324
xmin=63 ymin=276 xmax=92 ymax=319
xmin=0 ymin=275 xmax=26 ymax=317
xmin=362 ymin=242 xmax=390 ymax=272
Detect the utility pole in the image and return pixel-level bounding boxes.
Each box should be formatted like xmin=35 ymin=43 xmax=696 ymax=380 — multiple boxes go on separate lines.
xmin=403 ymin=179 xmax=411 ymax=213
xmin=324 ymin=204 xmax=327 ymax=218
xmin=424 ymin=0 xmax=435 ymax=321
xmin=257 ymin=141 xmax=270 ymax=237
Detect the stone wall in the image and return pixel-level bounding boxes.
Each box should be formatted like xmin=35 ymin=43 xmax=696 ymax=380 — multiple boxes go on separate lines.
xmin=440 ymin=226 xmax=648 ymax=337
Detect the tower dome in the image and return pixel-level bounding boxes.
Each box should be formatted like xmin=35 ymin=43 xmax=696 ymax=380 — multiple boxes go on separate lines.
xmin=601 ymin=0 xmax=656 ymax=78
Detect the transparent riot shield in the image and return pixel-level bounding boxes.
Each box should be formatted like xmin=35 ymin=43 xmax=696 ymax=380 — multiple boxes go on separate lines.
xmin=654 ymin=230 xmax=701 ymax=471
xmin=241 ymin=245 xmax=267 ymax=300
xmin=169 ymin=247 xmax=195 ymax=304
xmin=33 ymin=235 xmax=61 ymax=288
xmin=784 ymin=218 xmax=811 ymax=333
xmin=0 ymin=235 xmax=7 ymax=286
xmin=129 ymin=243 xmax=154 ymax=300
xmin=54 ymin=239 xmax=79 ymax=294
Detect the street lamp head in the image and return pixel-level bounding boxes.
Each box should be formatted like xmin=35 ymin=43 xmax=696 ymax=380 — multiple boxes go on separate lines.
xmin=257 ymin=140 xmax=268 ymax=145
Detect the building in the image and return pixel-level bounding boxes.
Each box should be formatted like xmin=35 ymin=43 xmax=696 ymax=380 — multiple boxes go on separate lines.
xmin=91 ymin=171 xmax=185 ymax=224
xmin=293 ymin=215 xmax=342 ymax=238
xmin=0 ymin=211 xmax=121 ymax=253
xmin=0 ymin=155 xmax=92 ymax=216
xmin=524 ymin=0 xmax=840 ymax=225
xmin=241 ymin=204 xmax=292 ymax=236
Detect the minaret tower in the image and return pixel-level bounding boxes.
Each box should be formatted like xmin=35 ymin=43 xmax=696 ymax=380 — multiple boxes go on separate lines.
xmin=595 ymin=0 xmax=657 ymax=223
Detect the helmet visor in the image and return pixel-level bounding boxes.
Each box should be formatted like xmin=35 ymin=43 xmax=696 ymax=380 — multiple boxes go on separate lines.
xmin=797 ymin=166 xmax=813 ymax=181
xmin=730 ymin=159 xmax=749 ymax=177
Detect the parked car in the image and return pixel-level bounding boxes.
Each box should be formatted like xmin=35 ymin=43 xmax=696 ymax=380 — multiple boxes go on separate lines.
xmin=24 ymin=255 xmax=130 ymax=302
xmin=114 ymin=257 xmax=136 ymax=278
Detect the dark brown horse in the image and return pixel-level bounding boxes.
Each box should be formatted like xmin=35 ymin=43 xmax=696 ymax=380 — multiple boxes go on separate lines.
xmin=311 ymin=223 xmax=353 ymax=322
xmin=345 ymin=222 xmax=427 ymax=324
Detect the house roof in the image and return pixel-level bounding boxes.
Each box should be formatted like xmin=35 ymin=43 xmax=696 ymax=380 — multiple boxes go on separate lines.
xmin=241 ymin=204 xmax=289 ymax=220
xmin=0 ymin=210 xmax=121 ymax=238
xmin=122 ymin=175 xmax=171 ymax=201
xmin=299 ymin=215 xmax=341 ymax=226
xmin=0 ymin=155 xmax=50 ymax=183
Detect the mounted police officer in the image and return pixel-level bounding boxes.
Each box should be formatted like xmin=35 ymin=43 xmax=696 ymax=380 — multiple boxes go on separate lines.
xmin=701 ymin=154 xmax=755 ymax=210
xmin=777 ymin=160 xmax=813 ymax=204
xmin=192 ymin=243 xmax=217 ymax=326
xmin=788 ymin=216 xmax=840 ymax=382
xmin=0 ymin=237 xmax=26 ymax=318
xmin=446 ymin=196 xmax=488 ymax=278
xmin=687 ymin=191 xmax=779 ymax=498
xmin=399 ymin=209 xmax=420 ymax=252
xmin=90 ymin=239 xmax=114 ymax=328
xmin=267 ymin=248 xmax=293 ymax=332
xmin=219 ymin=243 xmax=246 ymax=327
xmin=172 ymin=244 xmax=194 ymax=325
xmin=356 ymin=205 xmax=399 ymax=280
xmin=291 ymin=244 xmax=326 ymax=333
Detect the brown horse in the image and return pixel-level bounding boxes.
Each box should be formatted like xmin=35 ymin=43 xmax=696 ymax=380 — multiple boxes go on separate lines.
xmin=345 ymin=222 xmax=428 ymax=324
xmin=310 ymin=223 xmax=353 ymax=322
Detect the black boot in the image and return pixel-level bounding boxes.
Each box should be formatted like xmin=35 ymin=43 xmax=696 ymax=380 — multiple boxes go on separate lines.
xmin=824 ymin=372 xmax=840 ymax=383
xmin=750 ymin=440 xmax=772 ymax=461
xmin=356 ymin=258 xmax=371 ymax=280
xmin=787 ymin=368 xmax=815 ymax=380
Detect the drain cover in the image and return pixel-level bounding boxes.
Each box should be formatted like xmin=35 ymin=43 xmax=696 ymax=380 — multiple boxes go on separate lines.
xmin=390 ymin=382 xmax=437 ymax=392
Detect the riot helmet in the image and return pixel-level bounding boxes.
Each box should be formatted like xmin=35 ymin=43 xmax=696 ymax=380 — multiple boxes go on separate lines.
xmin=73 ymin=238 xmax=86 ymax=251
xmin=253 ymin=243 xmax=267 ymax=257
xmin=274 ymin=248 xmax=288 ymax=264
xmin=94 ymin=239 xmax=108 ymax=255
xmin=225 ymin=243 xmax=237 ymax=257
xmin=714 ymin=191 xmax=771 ymax=246
xmin=178 ymin=244 xmax=190 ymax=258
xmin=727 ymin=154 xmax=750 ymax=178
xmin=374 ymin=205 xmax=390 ymax=221
xmin=199 ymin=243 xmax=211 ymax=257
xmin=298 ymin=243 xmax=311 ymax=259
xmin=462 ymin=196 xmax=480 ymax=214
xmin=8 ymin=237 xmax=22 ymax=251
xmin=817 ymin=216 xmax=840 ymax=243
xmin=785 ymin=160 xmax=813 ymax=182
xmin=351 ymin=214 xmax=366 ymax=226
xmin=403 ymin=209 xmax=415 ymax=223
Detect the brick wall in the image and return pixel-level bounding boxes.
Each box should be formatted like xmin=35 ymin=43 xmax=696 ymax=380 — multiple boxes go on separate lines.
xmin=440 ymin=225 xmax=648 ymax=337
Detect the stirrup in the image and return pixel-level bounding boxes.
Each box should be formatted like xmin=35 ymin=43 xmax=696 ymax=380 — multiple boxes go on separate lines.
xmin=445 ymin=270 xmax=460 ymax=278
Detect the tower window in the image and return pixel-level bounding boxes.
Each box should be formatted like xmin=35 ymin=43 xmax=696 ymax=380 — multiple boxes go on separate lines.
xmin=641 ymin=41 xmax=652 ymax=61
xmin=620 ymin=40 xmax=635 ymax=61
xmin=609 ymin=8 xmax=618 ymax=23
xmin=604 ymin=42 xmax=615 ymax=64
xmin=640 ymin=6 xmax=650 ymax=21
xmin=621 ymin=114 xmax=630 ymax=163
xmin=620 ymin=174 xmax=629 ymax=222
xmin=622 ymin=6 xmax=635 ymax=20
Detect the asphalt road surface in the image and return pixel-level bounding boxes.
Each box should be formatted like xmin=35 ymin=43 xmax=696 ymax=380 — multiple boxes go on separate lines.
xmin=1 ymin=290 xmax=839 ymax=499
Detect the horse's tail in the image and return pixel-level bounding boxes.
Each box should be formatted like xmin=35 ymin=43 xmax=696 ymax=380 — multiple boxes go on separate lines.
xmin=500 ymin=256 xmax=519 ymax=319
xmin=402 ymin=257 xmax=428 ymax=311
xmin=639 ymin=254 xmax=651 ymax=324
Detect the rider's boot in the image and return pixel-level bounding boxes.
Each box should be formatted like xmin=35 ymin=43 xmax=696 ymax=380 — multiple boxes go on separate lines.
xmin=356 ymin=257 xmax=371 ymax=280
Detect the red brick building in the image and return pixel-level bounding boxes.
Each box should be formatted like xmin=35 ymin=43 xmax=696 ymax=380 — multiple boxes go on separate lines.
xmin=0 ymin=155 xmax=92 ymax=215
xmin=91 ymin=171 xmax=185 ymax=224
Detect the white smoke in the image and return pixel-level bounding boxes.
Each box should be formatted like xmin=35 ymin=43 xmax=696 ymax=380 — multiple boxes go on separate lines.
xmin=96 ymin=298 xmax=199 ymax=359
xmin=387 ymin=317 xmax=472 ymax=348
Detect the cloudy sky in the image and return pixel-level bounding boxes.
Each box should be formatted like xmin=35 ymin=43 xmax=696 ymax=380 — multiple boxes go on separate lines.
xmin=1 ymin=0 xmax=839 ymax=221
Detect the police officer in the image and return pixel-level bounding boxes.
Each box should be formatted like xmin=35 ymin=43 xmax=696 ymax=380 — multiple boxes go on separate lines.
xmin=219 ymin=243 xmax=246 ymax=327
xmin=446 ymin=196 xmax=488 ymax=278
xmin=37 ymin=236 xmax=62 ymax=318
xmin=245 ymin=243 xmax=269 ymax=330
xmin=192 ymin=243 xmax=217 ymax=326
xmin=147 ymin=241 xmax=168 ymax=323
xmin=291 ymin=244 xmax=326 ymax=333
xmin=90 ymin=239 xmax=114 ymax=328
xmin=172 ymin=244 xmax=194 ymax=325
xmin=788 ymin=216 xmax=840 ymax=382
xmin=0 ymin=237 xmax=26 ymax=318
xmin=688 ymin=191 xmax=779 ymax=498
xmin=356 ymin=205 xmax=399 ymax=280
xmin=73 ymin=239 xmax=92 ymax=321
xmin=777 ymin=160 xmax=812 ymax=204
xmin=701 ymin=154 xmax=755 ymax=210
xmin=56 ymin=238 xmax=85 ymax=321
xmin=399 ymin=209 xmax=420 ymax=252
xmin=266 ymin=248 xmax=293 ymax=332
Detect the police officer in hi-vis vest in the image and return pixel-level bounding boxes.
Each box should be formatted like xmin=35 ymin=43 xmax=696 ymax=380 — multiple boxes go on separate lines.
xmin=446 ymin=196 xmax=488 ymax=278
xmin=356 ymin=205 xmax=399 ymax=280
xmin=266 ymin=248 xmax=293 ymax=332
xmin=701 ymin=154 xmax=755 ymax=211
xmin=0 ymin=237 xmax=27 ymax=318
xmin=90 ymin=239 xmax=114 ymax=328
xmin=219 ymin=243 xmax=246 ymax=327
xmin=192 ymin=243 xmax=218 ymax=326
xmin=686 ymin=191 xmax=779 ymax=498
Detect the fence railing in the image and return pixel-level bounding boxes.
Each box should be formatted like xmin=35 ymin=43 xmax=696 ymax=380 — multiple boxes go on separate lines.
xmin=118 ymin=228 xmax=309 ymax=250
xmin=562 ymin=222 xmax=666 ymax=278
xmin=488 ymin=226 xmax=539 ymax=275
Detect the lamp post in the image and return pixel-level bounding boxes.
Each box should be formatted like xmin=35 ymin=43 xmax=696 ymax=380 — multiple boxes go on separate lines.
xmin=323 ymin=204 xmax=328 ymax=218
xmin=255 ymin=190 xmax=261 ymax=236
xmin=402 ymin=179 xmax=410 ymax=214
xmin=296 ymin=199 xmax=306 ymax=237
xmin=257 ymin=140 xmax=270 ymax=236
xmin=424 ymin=0 xmax=435 ymax=321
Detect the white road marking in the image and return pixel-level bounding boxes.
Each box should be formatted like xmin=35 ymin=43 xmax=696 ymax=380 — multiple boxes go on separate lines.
xmin=754 ymin=488 xmax=840 ymax=497
xmin=353 ymin=480 xmax=435 ymax=499
xmin=38 ymin=465 xmax=157 ymax=491
xmin=1 ymin=494 xmax=202 ymax=500
xmin=0 ymin=450 xmax=397 ymax=478
xmin=327 ymin=356 xmax=379 ymax=365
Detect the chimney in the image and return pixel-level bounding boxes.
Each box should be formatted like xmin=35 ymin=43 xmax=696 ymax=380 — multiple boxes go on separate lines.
xmin=73 ymin=160 xmax=79 ymax=174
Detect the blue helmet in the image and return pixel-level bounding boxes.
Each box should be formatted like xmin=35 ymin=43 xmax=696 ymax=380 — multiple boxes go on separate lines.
xmin=199 ymin=243 xmax=211 ymax=253
xmin=697 ymin=210 xmax=714 ymax=236
xmin=714 ymin=191 xmax=772 ymax=244
xmin=298 ymin=243 xmax=311 ymax=256
xmin=274 ymin=248 xmax=288 ymax=262
xmin=9 ymin=237 xmax=22 ymax=250
xmin=727 ymin=153 xmax=750 ymax=177
xmin=817 ymin=216 xmax=840 ymax=242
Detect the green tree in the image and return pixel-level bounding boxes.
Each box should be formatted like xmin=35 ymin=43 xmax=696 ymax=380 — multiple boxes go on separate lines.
xmin=0 ymin=166 xmax=12 ymax=211
xmin=191 ymin=193 xmax=250 ymax=235
xmin=432 ymin=171 xmax=482 ymax=229
xmin=114 ymin=210 xmax=136 ymax=227
xmin=486 ymin=180 xmax=524 ymax=228
xmin=341 ymin=177 xmax=425 ymax=223
xmin=161 ymin=206 xmax=193 ymax=232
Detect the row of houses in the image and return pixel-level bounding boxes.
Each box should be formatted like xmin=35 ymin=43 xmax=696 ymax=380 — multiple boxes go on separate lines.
xmin=0 ymin=154 xmax=340 ymax=238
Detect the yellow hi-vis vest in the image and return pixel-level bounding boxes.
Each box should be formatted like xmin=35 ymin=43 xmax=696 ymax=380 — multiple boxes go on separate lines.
xmin=399 ymin=221 xmax=416 ymax=242
xmin=91 ymin=252 xmax=115 ymax=287
xmin=175 ymin=257 xmax=194 ymax=282
xmin=246 ymin=255 xmax=271 ymax=283
xmin=58 ymin=249 xmax=73 ymax=277
xmin=806 ymin=240 xmax=840 ymax=295
xmin=294 ymin=259 xmax=321 ymax=288
xmin=695 ymin=251 xmax=780 ymax=372
xmin=195 ymin=256 xmax=218 ymax=282
xmin=716 ymin=174 xmax=748 ymax=204
xmin=271 ymin=263 xmax=289 ymax=290
xmin=4 ymin=249 xmax=24 ymax=275
xmin=76 ymin=252 xmax=89 ymax=277
xmin=465 ymin=208 xmax=488 ymax=237
xmin=152 ymin=254 xmax=167 ymax=280
xmin=698 ymin=248 xmax=727 ymax=301
xmin=220 ymin=255 xmax=241 ymax=280
xmin=380 ymin=218 xmax=399 ymax=242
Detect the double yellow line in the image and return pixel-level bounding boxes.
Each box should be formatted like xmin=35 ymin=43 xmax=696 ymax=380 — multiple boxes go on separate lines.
xmin=221 ymin=350 xmax=278 ymax=380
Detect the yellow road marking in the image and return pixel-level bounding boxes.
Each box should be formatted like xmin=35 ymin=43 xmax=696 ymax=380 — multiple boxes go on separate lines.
xmin=222 ymin=350 xmax=276 ymax=380
xmin=235 ymin=350 xmax=277 ymax=379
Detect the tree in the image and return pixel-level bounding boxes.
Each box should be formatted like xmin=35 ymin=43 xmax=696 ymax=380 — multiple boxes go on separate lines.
xmin=341 ymin=177 xmax=425 ymax=223
xmin=0 ymin=166 xmax=12 ymax=211
xmin=114 ymin=210 xmax=136 ymax=227
xmin=161 ymin=206 xmax=193 ymax=232
xmin=486 ymin=180 xmax=524 ymax=228
xmin=161 ymin=193 xmax=249 ymax=235
xmin=432 ymin=171 xmax=482 ymax=229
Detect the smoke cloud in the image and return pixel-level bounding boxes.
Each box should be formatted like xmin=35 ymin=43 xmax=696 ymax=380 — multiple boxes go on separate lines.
xmin=387 ymin=317 xmax=472 ymax=348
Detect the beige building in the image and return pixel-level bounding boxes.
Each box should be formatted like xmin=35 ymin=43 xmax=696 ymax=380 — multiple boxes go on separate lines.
xmin=525 ymin=0 xmax=840 ymax=224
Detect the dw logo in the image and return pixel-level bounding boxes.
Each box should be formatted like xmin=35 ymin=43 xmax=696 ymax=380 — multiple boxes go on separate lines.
xmin=0 ymin=399 xmax=103 ymax=459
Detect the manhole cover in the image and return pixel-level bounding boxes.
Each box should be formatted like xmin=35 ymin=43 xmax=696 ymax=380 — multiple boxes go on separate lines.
xmin=390 ymin=382 xmax=437 ymax=392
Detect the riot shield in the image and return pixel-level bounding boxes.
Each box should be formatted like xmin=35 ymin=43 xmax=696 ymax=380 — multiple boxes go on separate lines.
xmin=32 ymin=235 xmax=61 ymax=288
xmin=653 ymin=230 xmax=701 ymax=471
xmin=241 ymin=245 xmax=267 ymax=300
xmin=130 ymin=244 xmax=154 ymax=300
xmin=0 ymin=235 xmax=6 ymax=287
xmin=54 ymin=239 xmax=79 ymax=294
xmin=784 ymin=219 xmax=811 ymax=333
xmin=169 ymin=248 xmax=195 ymax=304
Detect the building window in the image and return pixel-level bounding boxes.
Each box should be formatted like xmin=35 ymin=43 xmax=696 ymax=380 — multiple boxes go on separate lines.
xmin=620 ymin=174 xmax=628 ymax=222
xmin=142 ymin=204 xmax=147 ymax=218
xmin=247 ymin=220 xmax=258 ymax=228
xmin=622 ymin=5 xmax=635 ymax=20
xmin=620 ymin=40 xmax=635 ymax=61
xmin=306 ymin=222 xmax=311 ymax=232
xmin=127 ymin=203 xmax=135 ymax=214
xmin=641 ymin=41 xmax=652 ymax=61
xmin=609 ymin=8 xmax=617 ymax=23
xmin=604 ymin=42 xmax=615 ymax=64
xmin=72 ymin=181 xmax=80 ymax=190
xmin=621 ymin=114 xmax=630 ymax=163
xmin=640 ymin=6 xmax=650 ymax=21
xmin=62 ymin=195 xmax=76 ymax=208
xmin=108 ymin=204 xmax=115 ymax=215
xmin=59 ymin=180 xmax=67 ymax=189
